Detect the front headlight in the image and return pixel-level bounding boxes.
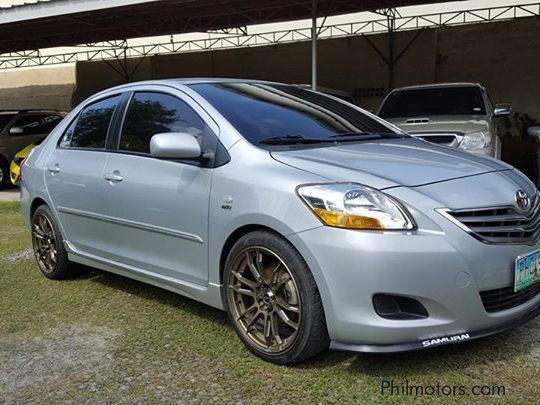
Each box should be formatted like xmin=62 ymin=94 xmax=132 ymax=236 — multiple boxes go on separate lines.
xmin=460 ymin=131 xmax=491 ymax=150
xmin=297 ymin=183 xmax=415 ymax=230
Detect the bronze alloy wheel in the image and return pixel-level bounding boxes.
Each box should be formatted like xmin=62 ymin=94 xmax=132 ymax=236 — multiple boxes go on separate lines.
xmin=32 ymin=213 xmax=58 ymax=274
xmin=227 ymin=246 xmax=302 ymax=354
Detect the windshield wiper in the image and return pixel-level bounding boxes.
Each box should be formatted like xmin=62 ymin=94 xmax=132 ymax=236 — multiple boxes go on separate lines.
xmin=329 ymin=132 xmax=407 ymax=139
xmin=259 ymin=135 xmax=336 ymax=145
xmin=259 ymin=132 xmax=407 ymax=145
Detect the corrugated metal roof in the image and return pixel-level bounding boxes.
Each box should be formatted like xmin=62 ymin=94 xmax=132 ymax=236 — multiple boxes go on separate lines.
xmin=0 ymin=0 xmax=158 ymax=21
xmin=0 ymin=0 xmax=55 ymax=11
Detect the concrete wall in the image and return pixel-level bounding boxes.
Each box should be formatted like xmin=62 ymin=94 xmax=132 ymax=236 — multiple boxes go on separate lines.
xmin=0 ymin=65 xmax=74 ymax=110
xmin=74 ymin=28 xmax=438 ymax=111
xmin=0 ymin=16 xmax=533 ymax=120
xmin=73 ymin=17 xmax=540 ymax=118
xmin=435 ymin=18 xmax=540 ymax=118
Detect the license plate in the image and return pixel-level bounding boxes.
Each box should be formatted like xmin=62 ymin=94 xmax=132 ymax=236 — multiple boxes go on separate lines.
xmin=514 ymin=250 xmax=540 ymax=293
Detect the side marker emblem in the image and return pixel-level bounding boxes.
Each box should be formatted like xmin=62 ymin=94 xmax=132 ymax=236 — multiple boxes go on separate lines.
xmin=222 ymin=196 xmax=233 ymax=210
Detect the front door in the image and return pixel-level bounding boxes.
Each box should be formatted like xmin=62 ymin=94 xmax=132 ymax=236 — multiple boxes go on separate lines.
xmin=100 ymin=90 xmax=217 ymax=286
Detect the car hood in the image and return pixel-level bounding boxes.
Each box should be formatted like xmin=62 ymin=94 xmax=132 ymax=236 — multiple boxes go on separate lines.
xmin=385 ymin=115 xmax=489 ymax=134
xmin=270 ymin=138 xmax=512 ymax=189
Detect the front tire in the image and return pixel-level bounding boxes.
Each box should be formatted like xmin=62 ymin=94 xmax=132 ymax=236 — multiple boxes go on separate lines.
xmin=223 ymin=230 xmax=329 ymax=364
xmin=31 ymin=205 xmax=72 ymax=280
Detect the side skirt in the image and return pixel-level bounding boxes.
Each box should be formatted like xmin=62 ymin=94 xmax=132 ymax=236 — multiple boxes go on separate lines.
xmin=64 ymin=240 xmax=225 ymax=310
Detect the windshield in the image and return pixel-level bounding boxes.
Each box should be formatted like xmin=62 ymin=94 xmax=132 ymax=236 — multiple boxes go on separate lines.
xmin=0 ymin=113 xmax=16 ymax=131
xmin=189 ymin=82 xmax=398 ymax=146
xmin=379 ymin=86 xmax=486 ymax=118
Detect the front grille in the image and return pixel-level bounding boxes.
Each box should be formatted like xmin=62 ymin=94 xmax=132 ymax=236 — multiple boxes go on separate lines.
xmin=443 ymin=196 xmax=540 ymax=244
xmin=406 ymin=118 xmax=430 ymax=124
xmin=417 ymin=135 xmax=456 ymax=145
xmin=411 ymin=132 xmax=462 ymax=147
xmin=480 ymin=282 xmax=540 ymax=313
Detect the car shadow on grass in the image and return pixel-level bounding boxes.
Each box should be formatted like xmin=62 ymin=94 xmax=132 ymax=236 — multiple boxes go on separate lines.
xmin=65 ymin=265 xmax=539 ymax=372
xmin=73 ymin=266 xmax=230 ymax=326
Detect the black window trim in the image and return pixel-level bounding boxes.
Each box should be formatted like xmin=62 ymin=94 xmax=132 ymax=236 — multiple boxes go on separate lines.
xmin=57 ymin=92 xmax=123 ymax=152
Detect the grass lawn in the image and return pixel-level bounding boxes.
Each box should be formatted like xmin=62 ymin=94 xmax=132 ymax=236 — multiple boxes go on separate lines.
xmin=1 ymin=201 xmax=539 ymax=403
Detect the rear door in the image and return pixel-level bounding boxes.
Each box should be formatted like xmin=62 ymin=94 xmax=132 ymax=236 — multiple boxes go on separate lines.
xmin=99 ymin=88 xmax=218 ymax=285
xmin=45 ymin=95 xmax=122 ymax=256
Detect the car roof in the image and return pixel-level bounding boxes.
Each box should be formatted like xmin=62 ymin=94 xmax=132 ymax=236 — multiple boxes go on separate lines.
xmin=390 ymin=82 xmax=484 ymax=92
xmin=85 ymin=78 xmax=299 ymax=105
xmin=97 ymin=78 xmax=285 ymax=93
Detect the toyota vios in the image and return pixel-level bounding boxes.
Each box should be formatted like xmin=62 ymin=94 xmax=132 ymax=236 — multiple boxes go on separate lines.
xmin=21 ymin=80 xmax=540 ymax=364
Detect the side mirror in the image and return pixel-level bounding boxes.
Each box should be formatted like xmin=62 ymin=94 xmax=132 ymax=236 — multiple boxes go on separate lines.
xmin=150 ymin=132 xmax=202 ymax=159
xmin=528 ymin=126 xmax=540 ymax=139
xmin=9 ymin=126 xmax=23 ymax=135
xmin=494 ymin=103 xmax=511 ymax=117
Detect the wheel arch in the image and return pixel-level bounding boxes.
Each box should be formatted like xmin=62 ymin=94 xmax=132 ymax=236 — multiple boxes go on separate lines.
xmin=30 ymin=197 xmax=48 ymax=218
xmin=219 ymin=224 xmax=284 ymax=284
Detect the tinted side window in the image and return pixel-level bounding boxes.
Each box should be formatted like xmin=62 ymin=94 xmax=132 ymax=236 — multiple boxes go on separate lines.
xmin=120 ymin=92 xmax=208 ymax=154
xmin=9 ymin=114 xmax=44 ymax=136
xmin=59 ymin=117 xmax=77 ymax=148
xmin=379 ymin=87 xmax=486 ymax=118
xmin=40 ymin=114 xmax=64 ymax=133
xmin=69 ymin=96 xmax=120 ymax=149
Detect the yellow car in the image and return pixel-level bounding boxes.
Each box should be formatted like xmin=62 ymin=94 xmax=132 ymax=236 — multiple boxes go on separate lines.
xmin=10 ymin=141 xmax=41 ymax=185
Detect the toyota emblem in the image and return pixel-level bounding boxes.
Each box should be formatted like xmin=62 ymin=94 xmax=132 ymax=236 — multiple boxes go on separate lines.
xmin=515 ymin=190 xmax=531 ymax=212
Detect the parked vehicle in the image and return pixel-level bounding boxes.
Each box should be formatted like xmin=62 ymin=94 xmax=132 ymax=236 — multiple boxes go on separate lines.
xmin=0 ymin=110 xmax=65 ymax=189
xmin=21 ymin=80 xmax=540 ymax=364
xmin=528 ymin=126 xmax=540 ymax=186
xmin=378 ymin=83 xmax=510 ymax=159
xmin=10 ymin=140 xmax=43 ymax=185
xmin=528 ymin=126 xmax=540 ymax=139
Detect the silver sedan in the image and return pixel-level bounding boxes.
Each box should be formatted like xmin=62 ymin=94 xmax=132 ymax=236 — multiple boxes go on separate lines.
xmin=20 ymin=79 xmax=540 ymax=364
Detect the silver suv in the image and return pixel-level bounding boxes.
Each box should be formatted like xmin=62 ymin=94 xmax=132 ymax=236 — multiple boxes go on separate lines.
xmin=378 ymin=83 xmax=511 ymax=159
xmin=21 ymin=80 xmax=540 ymax=364
xmin=0 ymin=110 xmax=65 ymax=189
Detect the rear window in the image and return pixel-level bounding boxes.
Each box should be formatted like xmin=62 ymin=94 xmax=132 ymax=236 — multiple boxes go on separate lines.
xmin=379 ymin=86 xmax=486 ymax=118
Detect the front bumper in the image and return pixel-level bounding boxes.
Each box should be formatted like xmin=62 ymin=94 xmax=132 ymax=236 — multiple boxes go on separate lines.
xmin=288 ymin=173 xmax=540 ymax=352
xmin=330 ymin=301 xmax=540 ymax=353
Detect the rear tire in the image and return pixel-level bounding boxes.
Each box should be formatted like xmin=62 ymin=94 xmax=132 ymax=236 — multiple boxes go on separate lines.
xmin=0 ymin=157 xmax=10 ymax=190
xmin=223 ymin=230 xmax=329 ymax=364
xmin=31 ymin=205 xmax=72 ymax=280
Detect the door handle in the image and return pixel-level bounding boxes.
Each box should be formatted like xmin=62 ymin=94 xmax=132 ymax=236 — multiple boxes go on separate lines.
xmin=48 ymin=165 xmax=60 ymax=174
xmin=104 ymin=172 xmax=123 ymax=183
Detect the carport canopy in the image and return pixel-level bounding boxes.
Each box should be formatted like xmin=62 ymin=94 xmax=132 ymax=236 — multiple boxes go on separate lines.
xmin=0 ymin=0 xmax=464 ymax=54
